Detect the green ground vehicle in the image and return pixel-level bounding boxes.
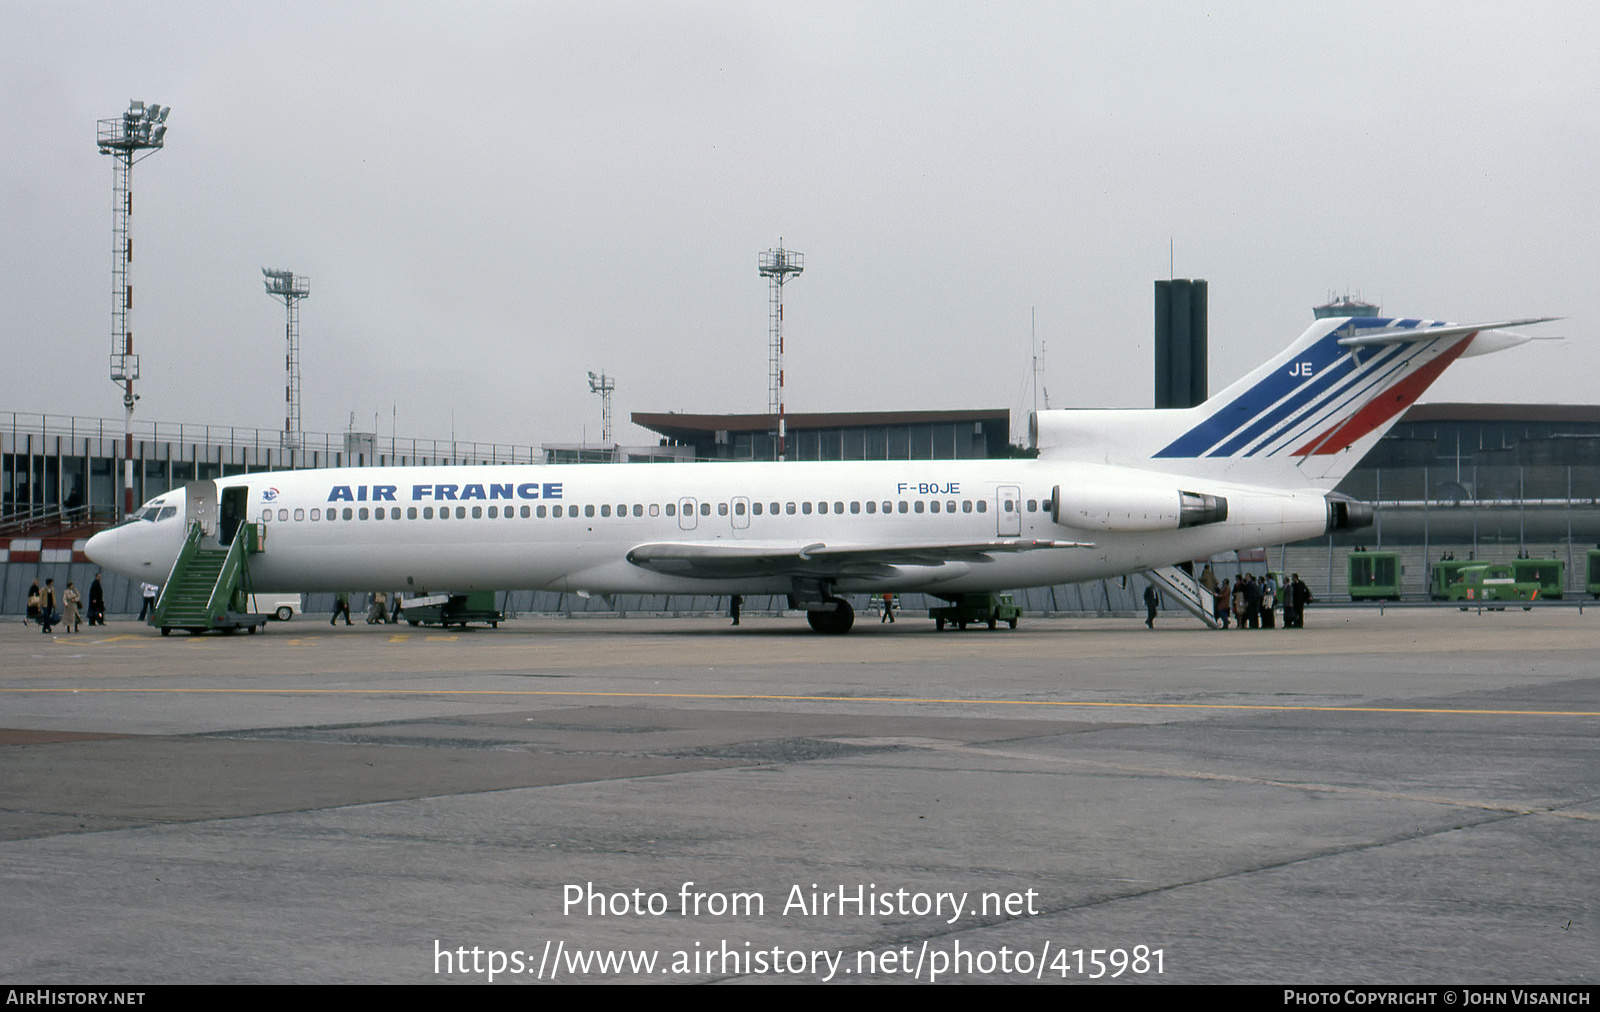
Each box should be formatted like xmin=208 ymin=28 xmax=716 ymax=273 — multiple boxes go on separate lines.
xmin=1509 ymin=558 xmax=1564 ymax=600
xmin=402 ymin=591 xmax=503 ymax=628
xmin=929 ymin=592 xmax=1020 ymax=631
xmin=1347 ymin=550 xmax=1402 ymax=601
xmin=1428 ymin=558 xmax=1481 ymax=600
xmin=1442 ymin=564 xmax=1542 ymax=606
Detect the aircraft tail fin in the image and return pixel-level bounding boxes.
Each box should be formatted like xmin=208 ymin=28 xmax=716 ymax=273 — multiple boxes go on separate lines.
xmin=1032 ymin=315 xmax=1552 ymax=490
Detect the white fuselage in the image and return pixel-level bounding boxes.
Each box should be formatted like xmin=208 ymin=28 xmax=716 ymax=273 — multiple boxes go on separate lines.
xmin=87 ymin=458 xmax=1332 ymax=598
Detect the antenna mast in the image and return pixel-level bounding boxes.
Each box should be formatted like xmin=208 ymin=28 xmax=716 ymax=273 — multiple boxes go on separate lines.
xmin=263 ymin=268 xmax=310 ymax=452
xmin=588 ymin=370 xmax=615 ymax=446
xmin=97 ymin=99 xmax=170 ymax=517
xmin=758 ymin=241 xmax=804 ymax=460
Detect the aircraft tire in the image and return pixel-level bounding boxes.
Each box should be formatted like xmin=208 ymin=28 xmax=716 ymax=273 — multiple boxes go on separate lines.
xmin=935 ymin=618 xmax=945 ymax=631
xmin=161 ymin=627 xmax=171 ymax=636
xmin=806 ymin=598 xmax=854 ymax=635
xmin=988 ymin=614 xmax=997 ymax=630
xmin=1008 ymin=616 xmax=1018 ymax=629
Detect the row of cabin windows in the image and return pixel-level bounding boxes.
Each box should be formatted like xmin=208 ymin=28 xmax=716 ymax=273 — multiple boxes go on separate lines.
xmin=259 ymin=498 xmax=1049 ymax=524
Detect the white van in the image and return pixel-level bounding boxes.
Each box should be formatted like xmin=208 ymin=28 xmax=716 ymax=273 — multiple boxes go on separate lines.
xmin=247 ymin=594 xmax=303 ymax=621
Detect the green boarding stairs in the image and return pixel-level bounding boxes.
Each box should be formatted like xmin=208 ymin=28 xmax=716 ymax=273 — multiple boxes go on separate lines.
xmin=150 ymin=520 xmax=267 ymax=635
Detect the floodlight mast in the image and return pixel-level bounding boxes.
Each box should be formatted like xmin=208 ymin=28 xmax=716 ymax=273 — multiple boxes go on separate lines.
xmin=587 ymin=370 xmax=615 ymax=447
xmin=758 ymin=242 xmax=803 ymax=460
xmin=263 ymin=269 xmax=311 ymax=452
xmin=97 ymin=100 xmax=169 ymax=518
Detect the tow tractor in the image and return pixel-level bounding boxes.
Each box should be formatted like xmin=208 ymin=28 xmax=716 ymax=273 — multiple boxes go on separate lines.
xmin=929 ymin=592 xmax=1020 ymax=631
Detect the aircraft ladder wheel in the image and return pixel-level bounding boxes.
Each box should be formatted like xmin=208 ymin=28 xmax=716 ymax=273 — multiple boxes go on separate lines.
xmin=276 ymin=606 xmax=293 ymax=621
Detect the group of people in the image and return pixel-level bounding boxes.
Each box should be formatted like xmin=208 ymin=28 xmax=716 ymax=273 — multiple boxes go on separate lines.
xmin=1195 ymin=565 xmax=1313 ymax=630
xmin=330 ymin=591 xmax=405 ymax=625
xmin=25 ymin=574 xmax=109 ymax=634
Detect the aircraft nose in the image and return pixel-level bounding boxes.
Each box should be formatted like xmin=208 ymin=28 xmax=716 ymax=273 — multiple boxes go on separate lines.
xmin=85 ymin=526 xmax=138 ymax=578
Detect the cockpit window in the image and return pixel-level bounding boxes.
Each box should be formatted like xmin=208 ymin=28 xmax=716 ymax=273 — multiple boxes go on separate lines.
xmin=157 ymin=507 xmax=178 ymax=521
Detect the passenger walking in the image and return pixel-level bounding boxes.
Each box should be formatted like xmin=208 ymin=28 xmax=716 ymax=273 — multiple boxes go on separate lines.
xmin=88 ymin=573 xmax=106 ymax=626
xmin=137 ymin=582 xmax=159 ymax=622
xmin=330 ymin=592 xmax=352 ymax=626
xmin=26 ymin=580 xmax=41 ymax=626
xmin=1214 ymin=578 xmax=1230 ymax=629
xmin=729 ymin=594 xmax=742 ymax=626
xmin=39 ymin=579 xmax=58 ymax=634
xmin=63 ymin=583 xmax=82 ymax=633
xmin=880 ymin=592 xmax=895 ymax=623
xmin=367 ymin=591 xmax=388 ymax=625
xmin=1144 ymin=583 xmax=1160 ymax=628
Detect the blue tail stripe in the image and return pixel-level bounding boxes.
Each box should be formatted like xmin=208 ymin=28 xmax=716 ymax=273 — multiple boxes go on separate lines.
xmin=1261 ymin=337 xmax=1445 ymax=457
xmin=1233 ymin=340 xmax=1418 ymax=457
xmin=1154 ymin=320 xmax=1394 ymax=458
xmin=1208 ymin=341 xmax=1409 ymax=457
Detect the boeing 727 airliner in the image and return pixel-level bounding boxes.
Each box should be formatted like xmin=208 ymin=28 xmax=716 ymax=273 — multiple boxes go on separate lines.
xmin=86 ymin=314 xmax=1552 ymax=633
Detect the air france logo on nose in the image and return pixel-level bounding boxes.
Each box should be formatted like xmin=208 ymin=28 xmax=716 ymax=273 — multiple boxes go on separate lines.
xmin=262 ymin=487 xmax=280 ymax=502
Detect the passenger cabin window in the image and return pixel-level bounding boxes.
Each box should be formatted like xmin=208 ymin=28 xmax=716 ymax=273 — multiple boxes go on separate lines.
xmin=735 ymin=502 xmax=746 ymax=516
xmin=866 ymin=501 xmax=876 ymax=514
xmin=261 ymin=508 xmax=272 ymax=522
xmin=977 ymin=500 xmax=987 ymax=513
xmin=601 ymin=505 xmax=611 ymax=518
xmin=786 ymin=502 xmax=796 ymax=515
xmin=802 ymin=502 xmax=812 ymax=515
xmin=718 ymin=503 xmax=728 ymax=516
xmin=650 ymin=504 xmax=660 ymax=517
xmin=666 ymin=503 xmax=675 ymax=517
xmin=311 ymin=508 xmax=322 ymax=520
xmin=914 ymin=501 xmax=925 ymax=514
xmin=293 ymin=508 xmax=304 ymax=521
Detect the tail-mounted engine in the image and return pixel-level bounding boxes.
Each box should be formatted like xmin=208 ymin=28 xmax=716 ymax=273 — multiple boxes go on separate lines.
xmin=1325 ymin=495 xmax=1373 ymax=532
xmin=1052 ymin=484 xmax=1228 ymax=532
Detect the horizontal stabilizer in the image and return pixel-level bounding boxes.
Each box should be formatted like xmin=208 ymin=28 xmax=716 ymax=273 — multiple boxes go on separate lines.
xmin=1335 ymin=317 xmax=1558 ymax=349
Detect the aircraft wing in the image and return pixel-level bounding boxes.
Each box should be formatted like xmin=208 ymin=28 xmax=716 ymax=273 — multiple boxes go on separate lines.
xmin=625 ymin=538 xmax=1093 ymax=579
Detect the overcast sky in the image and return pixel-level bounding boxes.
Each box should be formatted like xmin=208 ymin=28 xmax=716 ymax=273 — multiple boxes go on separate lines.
xmin=3 ymin=2 xmax=1594 ymax=449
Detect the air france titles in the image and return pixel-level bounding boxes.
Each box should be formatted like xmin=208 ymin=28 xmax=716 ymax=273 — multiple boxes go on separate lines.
xmin=326 ymin=483 xmax=563 ymax=503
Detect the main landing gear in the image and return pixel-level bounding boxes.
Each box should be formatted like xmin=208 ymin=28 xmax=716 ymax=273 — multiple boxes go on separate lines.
xmin=805 ymin=597 xmax=855 ymax=635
